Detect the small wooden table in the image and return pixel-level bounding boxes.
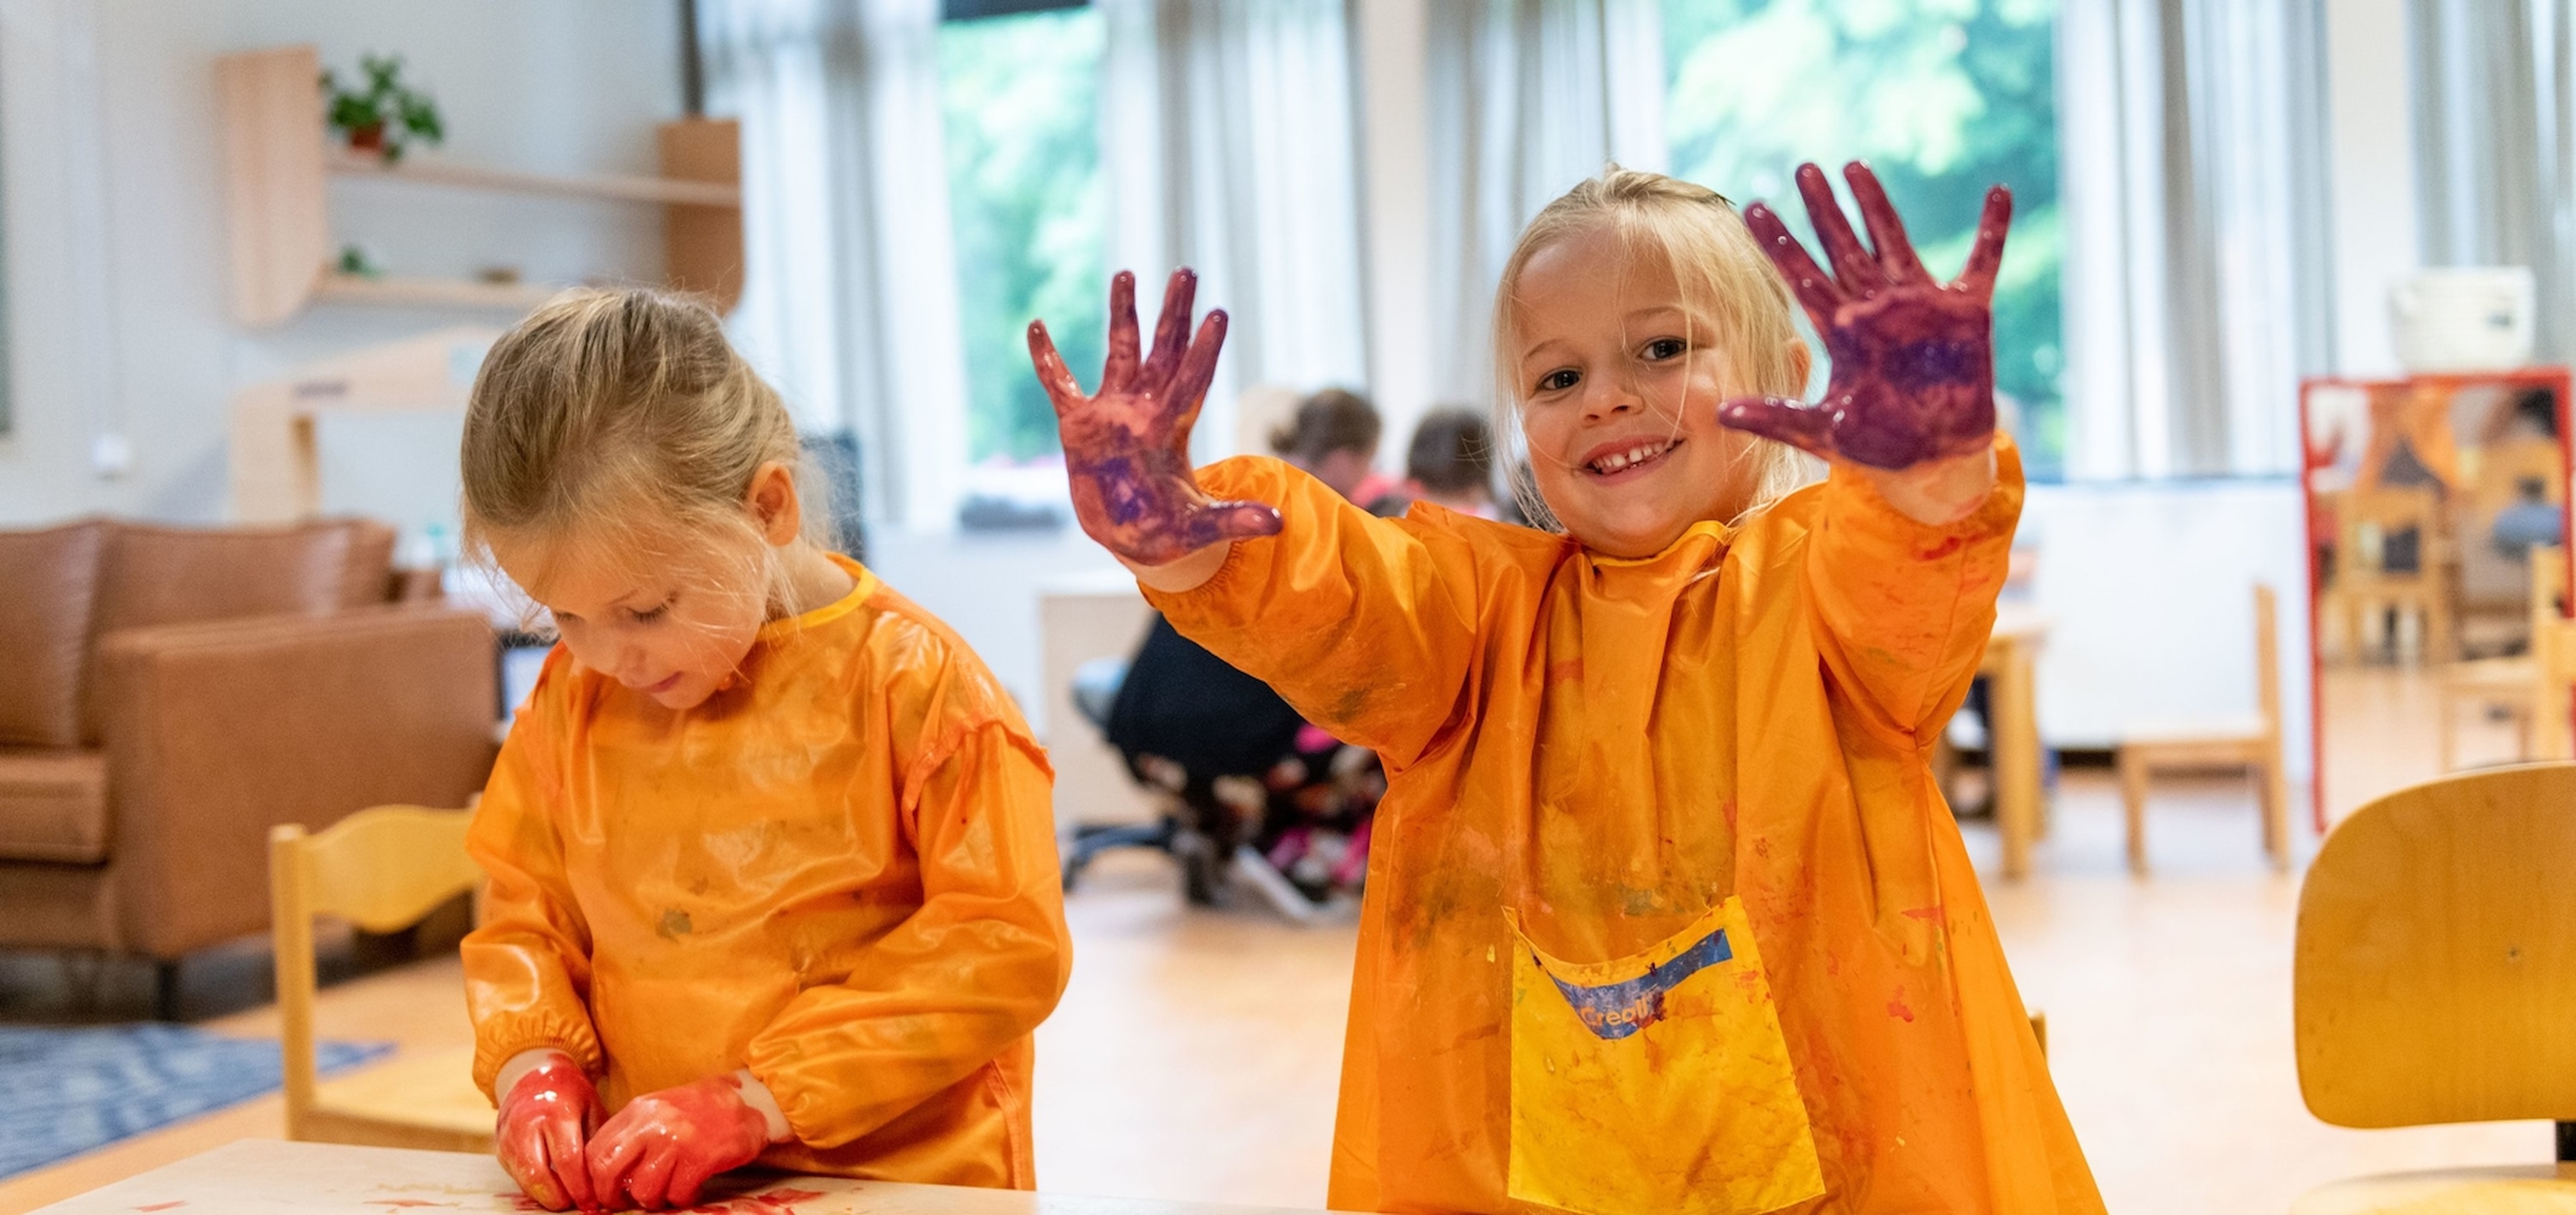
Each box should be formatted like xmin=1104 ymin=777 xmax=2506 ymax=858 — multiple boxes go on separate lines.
xmin=32 ymin=1140 xmax=1339 ymax=1215
xmin=1983 ymin=604 xmax=2052 ymax=881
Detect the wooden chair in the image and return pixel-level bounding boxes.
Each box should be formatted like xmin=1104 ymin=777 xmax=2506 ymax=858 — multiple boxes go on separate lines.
xmin=269 ymin=806 xmax=493 ymax=1152
xmin=2326 ymin=486 xmax=2456 ymax=664
xmin=2291 ymin=763 xmax=2576 ymax=1209
xmin=2114 ymin=585 xmax=2289 ymax=874
xmin=2439 ymin=545 xmax=2566 ymax=770
xmin=2533 ymin=615 xmax=2576 ymax=763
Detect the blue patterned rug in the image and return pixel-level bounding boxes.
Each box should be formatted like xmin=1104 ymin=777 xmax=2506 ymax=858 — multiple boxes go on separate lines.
xmin=0 ymin=1023 xmax=392 ymax=1179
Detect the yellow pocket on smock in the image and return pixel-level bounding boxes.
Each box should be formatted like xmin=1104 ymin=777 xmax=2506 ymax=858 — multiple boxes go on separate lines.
xmin=1505 ymin=897 xmax=1824 ymax=1215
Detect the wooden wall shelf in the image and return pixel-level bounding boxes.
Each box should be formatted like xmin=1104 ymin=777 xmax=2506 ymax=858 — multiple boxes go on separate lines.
xmin=311 ymin=273 xmax=561 ymax=311
xmin=324 ymin=150 xmax=744 ymax=209
xmin=216 ymin=44 xmax=744 ymax=328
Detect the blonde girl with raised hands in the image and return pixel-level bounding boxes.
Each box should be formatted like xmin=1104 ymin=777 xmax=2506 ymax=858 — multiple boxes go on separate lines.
xmin=460 ymin=288 xmax=1071 ymax=1211
xmin=1028 ymin=164 xmax=2102 ymax=1214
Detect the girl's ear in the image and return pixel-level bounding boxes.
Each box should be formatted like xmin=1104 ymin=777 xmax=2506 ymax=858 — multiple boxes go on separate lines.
xmin=745 ymin=461 xmax=803 ymax=547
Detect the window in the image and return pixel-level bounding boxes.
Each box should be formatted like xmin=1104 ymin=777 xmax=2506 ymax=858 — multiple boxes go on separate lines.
xmin=1662 ymin=0 xmax=2062 ymax=476
xmin=938 ymin=2 xmax=1106 ymax=467
xmin=0 ymin=94 xmax=9 ymax=436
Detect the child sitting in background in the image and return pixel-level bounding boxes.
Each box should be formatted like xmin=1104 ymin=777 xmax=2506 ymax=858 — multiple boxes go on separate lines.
xmin=459 ymin=288 xmax=1071 ymax=1211
xmin=1370 ymin=407 xmax=1498 ymax=519
xmin=1030 ymin=163 xmax=2101 ymax=1212
xmin=1271 ymin=387 xmax=1388 ymax=504
xmin=1099 ymin=384 xmax=1393 ymax=908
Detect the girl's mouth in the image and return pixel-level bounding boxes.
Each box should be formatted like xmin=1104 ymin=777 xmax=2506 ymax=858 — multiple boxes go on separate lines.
xmin=646 ymin=672 xmax=683 ymax=694
xmin=1583 ymin=438 xmax=1680 ymax=481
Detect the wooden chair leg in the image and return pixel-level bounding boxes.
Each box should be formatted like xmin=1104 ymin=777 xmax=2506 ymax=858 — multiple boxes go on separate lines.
xmin=2256 ymin=755 xmax=2291 ymax=872
xmin=2118 ymin=749 xmax=2150 ymax=876
xmin=2438 ymin=689 xmax=2460 ymax=772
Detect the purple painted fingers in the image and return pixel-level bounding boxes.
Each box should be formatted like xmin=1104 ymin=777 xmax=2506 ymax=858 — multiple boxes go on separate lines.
xmin=1028 ymin=268 xmax=1283 ymax=567
xmin=1720 ymin=161 xmax=2013 ymax=471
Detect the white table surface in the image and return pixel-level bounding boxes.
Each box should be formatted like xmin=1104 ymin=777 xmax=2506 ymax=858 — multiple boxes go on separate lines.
xmin=31 ymin=1140 xmax=1340 ymax=1215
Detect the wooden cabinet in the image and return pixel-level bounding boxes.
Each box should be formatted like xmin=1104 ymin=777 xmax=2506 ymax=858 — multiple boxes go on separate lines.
xmin=214 ymin=44 xmax=744 ymax=327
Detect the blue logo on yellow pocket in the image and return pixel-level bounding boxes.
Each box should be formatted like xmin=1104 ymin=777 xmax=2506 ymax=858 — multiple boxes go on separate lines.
xmin=1540 ymin=928 xmax=1733 ymax=1040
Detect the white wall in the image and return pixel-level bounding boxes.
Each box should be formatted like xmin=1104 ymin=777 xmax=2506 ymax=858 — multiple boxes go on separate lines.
xmin=2019 ymin=479 xmax=2313 ymax=776
xmin=0 ymin=0 xmax=682 ymax=526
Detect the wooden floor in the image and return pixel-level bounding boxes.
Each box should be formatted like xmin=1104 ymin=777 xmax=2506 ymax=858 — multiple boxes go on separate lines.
xmin=0 ymin=691 xmax=2554 ymax=1214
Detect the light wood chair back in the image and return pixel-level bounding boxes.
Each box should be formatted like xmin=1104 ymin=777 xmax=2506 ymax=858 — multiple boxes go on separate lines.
xmin=2115 ymin=584 xmax=2291 ymax=874
xmin=269 ymin=806 xmax=482 ymax=1143
xmin=2534 ymin=544 xmax=2569 ymax=632
xmin=2255 ymin=584 xmax=2282 ymax=742
xmin=2296 ymin=762 xmax=2576 ymax=1128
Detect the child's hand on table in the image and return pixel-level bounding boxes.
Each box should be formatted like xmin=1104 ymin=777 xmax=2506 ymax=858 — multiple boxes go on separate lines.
xmin=495 ymin=1051 xmax=605 ymax=1212
xmin=583 ymin=1070 xmax=788 ymax=1211
xmin=1029 ymin=268 xmax=1279 ymax=587
xmin=1720 ymin=161 xmax=2014 ymax=526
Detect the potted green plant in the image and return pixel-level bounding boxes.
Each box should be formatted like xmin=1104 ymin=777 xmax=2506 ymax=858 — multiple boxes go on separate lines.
xmin=320 ymin=54 xmax=443 ymax=163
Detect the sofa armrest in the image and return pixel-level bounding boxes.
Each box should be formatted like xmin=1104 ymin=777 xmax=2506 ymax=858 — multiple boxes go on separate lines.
xmin=95 ymin=605 xmax=499 ymax=958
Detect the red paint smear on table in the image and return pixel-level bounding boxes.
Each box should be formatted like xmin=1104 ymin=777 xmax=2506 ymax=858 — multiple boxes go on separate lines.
xmin=683 ymin=1188 xmax=830 ymax=1215
xmin=134 ymin=1203 xmax=187 ymax=1212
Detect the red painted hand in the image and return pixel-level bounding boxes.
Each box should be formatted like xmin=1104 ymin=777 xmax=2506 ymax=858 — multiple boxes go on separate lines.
xmin=1029 ymin=268 xmax=1282 ymax=567
xmin=496 ymin=1055 xmax=605 ymax=1213
xmin=1720 ymin=161 xmax=2013 ymax=471
xmin=582 ymin=1074 xmax=772 ymax=1211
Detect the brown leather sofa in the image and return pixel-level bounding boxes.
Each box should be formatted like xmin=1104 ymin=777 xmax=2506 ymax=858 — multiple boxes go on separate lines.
xmin=0 ymin=517 xmax=498 ymax=1015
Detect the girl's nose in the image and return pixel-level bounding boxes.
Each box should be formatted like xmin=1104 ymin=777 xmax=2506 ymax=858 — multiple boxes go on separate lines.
xmin=607 ymin=642 xmax=653 ymax=685
xmin=1580 ymin=378 xmax=1641 ymax=422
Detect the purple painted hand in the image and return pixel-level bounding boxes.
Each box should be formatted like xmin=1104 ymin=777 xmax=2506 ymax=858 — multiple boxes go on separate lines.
xmin=1029 ymin=268 xmax=1282 ymax=567
xmin=1721 ymin=161 xmax=2013 ymax=471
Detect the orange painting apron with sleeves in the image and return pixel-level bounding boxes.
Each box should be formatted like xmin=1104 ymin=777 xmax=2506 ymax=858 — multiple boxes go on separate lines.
xmin=1150 ymin=437 xmax=2103 ymax=1214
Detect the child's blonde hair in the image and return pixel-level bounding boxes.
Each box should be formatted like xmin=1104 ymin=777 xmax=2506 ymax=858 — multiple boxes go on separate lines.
xmin=1492 ymin=166 xmax=1814 ymax=530
xmin=460 ymin=287 xmax=830 ymax=597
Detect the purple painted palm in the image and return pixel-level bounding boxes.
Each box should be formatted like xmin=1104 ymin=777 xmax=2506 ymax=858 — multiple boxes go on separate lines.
xmin=1721 ymin=161 xmax=2014 ymax=471
xmin=1028 ymin=268 xmax=1282 ymax=567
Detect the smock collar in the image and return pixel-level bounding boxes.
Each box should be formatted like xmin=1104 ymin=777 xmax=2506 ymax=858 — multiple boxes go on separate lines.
xmin=755 ymin=552 xmax=877 ymax=645
xmin=1581 ymin=519 xmax=1733 ymax=574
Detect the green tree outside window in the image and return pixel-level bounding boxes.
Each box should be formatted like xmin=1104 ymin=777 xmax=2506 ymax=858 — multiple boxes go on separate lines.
xmin=1663 ymin=0 xmax=2063 ymax=476
xmin=939 ymin=8 xmax=1107 ymax=464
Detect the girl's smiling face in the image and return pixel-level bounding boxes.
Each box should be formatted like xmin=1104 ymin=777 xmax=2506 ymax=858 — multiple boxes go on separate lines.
xmin=1512 ymin=223 xmax=1807 ymax=559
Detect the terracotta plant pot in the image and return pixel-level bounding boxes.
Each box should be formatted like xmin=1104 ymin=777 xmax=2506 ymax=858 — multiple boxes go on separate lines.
xmin=346 ymin=122 xmax=386 ymax=154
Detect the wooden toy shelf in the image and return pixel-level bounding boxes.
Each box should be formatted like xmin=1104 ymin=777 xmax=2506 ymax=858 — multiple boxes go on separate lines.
xmin=322 ymin=149 xmax=743 ymax=208
xmin=216 ymin=44 xmax=743 ymax=328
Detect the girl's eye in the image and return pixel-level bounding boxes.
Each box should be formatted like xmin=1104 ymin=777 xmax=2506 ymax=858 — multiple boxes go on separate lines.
xmin=1537 ymin=369 xmax=1581 ymax=393
xmin=1642 ymin=338 xmax=1687 ymax=361
xmin=628 ymin=601 xmax=672 ymax=624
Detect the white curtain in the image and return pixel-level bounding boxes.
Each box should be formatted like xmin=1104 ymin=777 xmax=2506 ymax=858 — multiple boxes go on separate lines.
xmin=1422 ymin=0 xmax=1666 ymax=407
xmin=2412 ymin=0 xmax=2576 ymax=364
xmin=1097 ymin=0 xmax=1371 ymax=463
xmin=2058 ymin=0 xmax=2336 ymax=481
xmin=700 ymin=0 xmax=971 ymax=528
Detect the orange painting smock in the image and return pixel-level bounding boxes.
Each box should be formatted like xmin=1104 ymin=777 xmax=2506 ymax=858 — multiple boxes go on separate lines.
xmin=463 ymin=554 xmax=1072 ymax=1188
xmin=1150 ymin=436 xmax=2103 ymax=1214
